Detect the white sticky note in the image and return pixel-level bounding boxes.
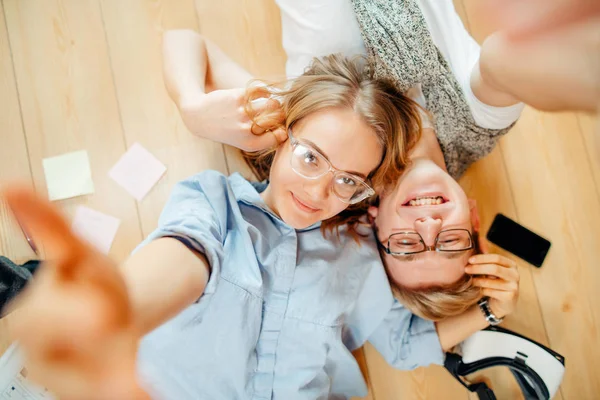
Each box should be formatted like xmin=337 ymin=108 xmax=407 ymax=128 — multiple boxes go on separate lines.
xmin=71 ymin=206 xmax=120 ymax=254
xmin=108 ymin=143 xmax=166 ymax=201
xmin=42 ymin=150 xmax=95 ymax=201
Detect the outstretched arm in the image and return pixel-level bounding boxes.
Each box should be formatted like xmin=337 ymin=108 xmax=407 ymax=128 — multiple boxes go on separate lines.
xmin=3 ymin=186 xmax=211 ymax=399
xmin=472 ymin=0 xmax=599 ymax=112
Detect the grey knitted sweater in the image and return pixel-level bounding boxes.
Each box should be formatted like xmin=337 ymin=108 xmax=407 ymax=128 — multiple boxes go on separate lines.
xmin=351 ymin=0 xmax=514 ymax=178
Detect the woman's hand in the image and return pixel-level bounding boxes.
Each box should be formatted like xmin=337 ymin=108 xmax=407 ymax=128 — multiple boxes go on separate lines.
xmin=466 ymin=253 xmax=520 ymax=318
xmin=178 ymin=87 xmax=287 ymax=152
xmin=162 ymin=29 xmax=287 ymax=151
xmin=3 ymin=187 xmax=149 ymax=400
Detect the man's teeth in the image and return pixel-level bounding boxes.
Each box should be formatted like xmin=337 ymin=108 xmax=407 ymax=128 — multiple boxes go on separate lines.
xmin=408 ymin=196 xmax=444 ymax=206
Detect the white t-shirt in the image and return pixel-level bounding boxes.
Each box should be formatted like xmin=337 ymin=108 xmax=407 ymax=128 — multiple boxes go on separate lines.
xmin=276 ymin=0 xmax=524 ymax=130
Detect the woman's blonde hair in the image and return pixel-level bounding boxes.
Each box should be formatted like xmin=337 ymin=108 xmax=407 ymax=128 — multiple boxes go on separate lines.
xmin=243 ymin=54 xmax=423 ymax=239
xmin=387 ymin=231 xmax=483 ymax=321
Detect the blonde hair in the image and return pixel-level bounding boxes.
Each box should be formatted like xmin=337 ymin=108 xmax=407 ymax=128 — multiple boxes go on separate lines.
xmin=386 ymin=231 xmax=483 ymax=321
xmin=243 ymin=54 xmax=423 ymax=239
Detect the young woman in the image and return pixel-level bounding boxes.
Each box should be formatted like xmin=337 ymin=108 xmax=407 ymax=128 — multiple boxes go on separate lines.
xmin=4 ymin=53 xmax=518 ymax=400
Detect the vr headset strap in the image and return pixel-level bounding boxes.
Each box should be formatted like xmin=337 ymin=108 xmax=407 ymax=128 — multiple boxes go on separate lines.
xmin=511 ymin=369 xmax=542 ymax=400
xmin=444 ymin=353 xmax=497 ymax=400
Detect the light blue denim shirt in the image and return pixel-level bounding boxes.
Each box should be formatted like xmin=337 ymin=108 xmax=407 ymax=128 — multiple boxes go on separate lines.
xmin=136 ymin=171 xmax=443 ymax=400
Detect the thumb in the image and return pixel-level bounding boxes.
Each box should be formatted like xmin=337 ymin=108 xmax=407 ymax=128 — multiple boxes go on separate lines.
xmin=271 ymin=127 xmax=288 ymax=145
xmin=250 ymin=96 xmax=285 ymax=126
xmin=3 ymin=186 xmax=85 ymax=278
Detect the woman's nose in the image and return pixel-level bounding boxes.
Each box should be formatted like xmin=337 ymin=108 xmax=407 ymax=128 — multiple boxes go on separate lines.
xmin=302 ymin=175 xmax=331 ymax=201
xmin=414 ymin=217 xmax=443 ymax=246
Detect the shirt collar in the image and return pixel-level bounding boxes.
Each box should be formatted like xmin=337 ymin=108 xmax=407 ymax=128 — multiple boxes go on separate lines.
xmin=229 ymin=173 xmax=321 ymax=232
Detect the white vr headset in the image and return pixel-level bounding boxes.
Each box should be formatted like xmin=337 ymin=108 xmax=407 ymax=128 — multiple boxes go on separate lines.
xmin=445 ymin=326 xmax=565 ymax=400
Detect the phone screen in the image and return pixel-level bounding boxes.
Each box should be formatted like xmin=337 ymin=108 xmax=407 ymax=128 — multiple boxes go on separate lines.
xmin=486 ymin=214 xmax=551 ymax=268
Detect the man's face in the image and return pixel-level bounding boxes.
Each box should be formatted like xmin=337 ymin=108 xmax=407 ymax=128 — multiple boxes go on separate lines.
xmin=370 ymin=158 xmax=474 ymax=289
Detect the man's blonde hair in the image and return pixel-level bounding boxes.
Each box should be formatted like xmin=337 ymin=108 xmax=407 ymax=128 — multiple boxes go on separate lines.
xmin=243 ymin=54 xmax=423 ymax=239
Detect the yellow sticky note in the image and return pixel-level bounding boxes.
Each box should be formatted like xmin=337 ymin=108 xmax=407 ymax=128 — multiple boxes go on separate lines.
xmin=42 ymin=150 xmax=95 ymax=201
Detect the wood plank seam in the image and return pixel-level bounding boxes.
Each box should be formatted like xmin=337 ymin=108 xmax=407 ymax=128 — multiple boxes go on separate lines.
xmin=193 ymin=0 xmax=236 ymax=177
xmin=1 ymin=0 xmax=35 ymax=188
xmin=498 ymin=140 xmax=566 ymax=399
xmin=96 ymin=0 xmax=145 ymax=237
xmin=497 ymin=140 xmax=556 ymax=351
xmin=576 ymin=115 xmax=600 ymax=204
xmin=362 ymin=348 xmax=376 ymax=400
xmin=499 ymin=134 xmax=566 ymax=400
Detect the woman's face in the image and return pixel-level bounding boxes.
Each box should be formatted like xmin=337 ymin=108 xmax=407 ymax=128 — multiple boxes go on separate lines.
xmin=263 ymin=107 xmax=383 ymax=229
xmin=370 ymin=158 xmax=474 ymax=289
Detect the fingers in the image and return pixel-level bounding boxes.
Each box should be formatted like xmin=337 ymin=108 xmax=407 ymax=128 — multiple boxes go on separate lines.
xmin=13 ymin=280 xmax=116 ymax=354
xmin=3 ymin=187 xmax=128 ymax=305
xmin=3 ymin=187 xmax=85 ymax=276
xmin=252 ymin=96 xmax=282 ymax=114
xmin=269 ymin=127 xmax=288 ymax=145
xmin=469 ymin=253 xmax=517 ymax=269
xmin=243 ymin=87 xmax=285 ymax=140
xmin=246 ymin=97 xmax=285 ymax=138
xmin=247 ymin=127 xmax=288 ymax=151
xmin=466 ymin=254 xmax=520 ymax=287
xmin=250 ymin=121 xmax=268 ymax=135
xmin=25 ymin=358 xmax=98 ymax=400
xmin=466 ymin=263 xmax=519 ymax=282
xmin=481 ymin=287 xmax=518 ymax=304
xmin=245 ymin=86 xmax=271 ymax=118
xmin=12 ymin=273 xmax=134 ymax=399
xmin=24 ymin=342 xmax=140 ymax=400
xmin=244 ymin=84 xmax=271 ymax=104
xmin=249 ymin=96 xmax=285 ymax=130
xmin=473 ymin=277 xmax=518 ymax=292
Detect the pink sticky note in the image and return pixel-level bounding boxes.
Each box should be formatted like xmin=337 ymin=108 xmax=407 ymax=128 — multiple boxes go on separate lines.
xmin=71 ymin=206 xmax=121 ymax=254
xmin=108 ymin=143 xmax=166 ymax=201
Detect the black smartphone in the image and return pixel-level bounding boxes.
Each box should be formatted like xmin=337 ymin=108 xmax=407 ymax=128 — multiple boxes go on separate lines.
xmin=486 ymin=214 xmax=551 ymax=268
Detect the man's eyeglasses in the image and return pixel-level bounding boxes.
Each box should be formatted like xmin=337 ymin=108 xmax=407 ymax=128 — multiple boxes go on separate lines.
xmin=288 ymin=128 xmax=375 ymax=204
xmin=376 ymin=229 xmax=474 ymax=256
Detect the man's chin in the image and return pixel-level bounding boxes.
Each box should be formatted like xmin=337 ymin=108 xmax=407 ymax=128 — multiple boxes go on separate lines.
xmin=404 ymin=158 xmax=451 ymax=182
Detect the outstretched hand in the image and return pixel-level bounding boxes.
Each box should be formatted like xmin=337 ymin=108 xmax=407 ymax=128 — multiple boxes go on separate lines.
xmin=3 ymin=187 xmax=148 ymax=400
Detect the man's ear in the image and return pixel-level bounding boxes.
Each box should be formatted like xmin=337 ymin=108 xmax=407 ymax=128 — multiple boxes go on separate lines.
xmin=468 ymin=199 xmax=491 ymax=253
xmin=367 ymin=206 xmax=379 ymax=224
xmin=468 ymin=199 xmax=481 ymax=233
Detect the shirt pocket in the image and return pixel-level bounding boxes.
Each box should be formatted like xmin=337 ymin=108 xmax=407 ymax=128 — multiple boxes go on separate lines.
xmin=285 ymin=258 xmax=368 ymax=327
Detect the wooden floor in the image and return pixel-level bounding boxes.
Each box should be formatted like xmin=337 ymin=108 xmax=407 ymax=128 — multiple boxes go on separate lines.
xmin=0 ymin=0 xmax=598 ymax=398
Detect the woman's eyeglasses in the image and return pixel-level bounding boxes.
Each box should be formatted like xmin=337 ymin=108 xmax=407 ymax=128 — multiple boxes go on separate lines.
xmin=287 ymin=128 xmax=375 ymax=204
